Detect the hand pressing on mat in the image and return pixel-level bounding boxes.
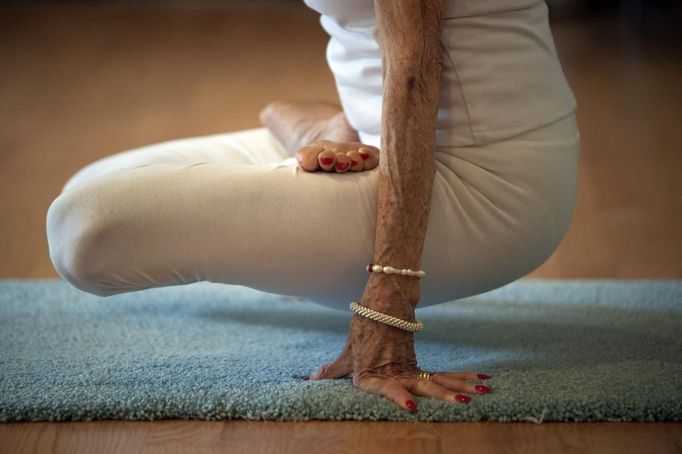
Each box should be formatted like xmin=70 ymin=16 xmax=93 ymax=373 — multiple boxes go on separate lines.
xmin=304 ymin=272 xmax=492 ymax=413
xmin=303 ymin=0 xmax=492 ymax=413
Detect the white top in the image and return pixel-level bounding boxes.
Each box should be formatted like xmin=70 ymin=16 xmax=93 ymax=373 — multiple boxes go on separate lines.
xmin=302 ymin=0 xmax=578 ymax=148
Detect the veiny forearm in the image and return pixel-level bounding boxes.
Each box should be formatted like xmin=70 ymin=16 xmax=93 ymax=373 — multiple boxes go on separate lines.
xmin=366 ymin=0 xmax=445 ymax=318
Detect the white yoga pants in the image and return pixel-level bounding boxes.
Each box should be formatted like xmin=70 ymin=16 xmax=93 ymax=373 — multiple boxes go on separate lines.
xmin=46 ymin=113 xmax=580 ymax=311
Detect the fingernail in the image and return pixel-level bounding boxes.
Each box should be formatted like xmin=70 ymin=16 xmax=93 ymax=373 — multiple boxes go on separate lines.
xmin=455 ymin=394 xmax=471 ymax=404
xmin=303 ymin=375 xmax=310 ymax=381
xmin=477 ymin=374 xmax=492 ymax=380
xmin=475 ymin=385 xmax=491 ymax=394
xmin=406 ymin=399 xmax=417 ymax=412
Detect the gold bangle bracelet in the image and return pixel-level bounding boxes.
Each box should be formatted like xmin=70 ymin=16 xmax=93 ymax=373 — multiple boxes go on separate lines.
xmin=349 ymin=301 xmax=423 ymax=333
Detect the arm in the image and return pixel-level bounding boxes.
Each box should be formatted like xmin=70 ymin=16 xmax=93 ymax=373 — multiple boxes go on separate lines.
xmin=307 ymin=0 xmax=449 ymax=412
xmin=343 ymin=0 xmax=446 ymax=407
xmin=308 ymin=1 xmax=490 ymax=408
xmin=366 ymin=0 xmax=444 ymax=318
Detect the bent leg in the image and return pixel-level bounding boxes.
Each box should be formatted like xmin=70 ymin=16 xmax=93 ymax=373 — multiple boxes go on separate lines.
xmin=46 ymin=116 xmax=580 ymax=312
xmin=61 ymin=128 xmax=289 ymax=193
xmin=47 ymin=156 xmax=381 ymax=308
xmin=420 ymin=113 xmax=580 ymax=306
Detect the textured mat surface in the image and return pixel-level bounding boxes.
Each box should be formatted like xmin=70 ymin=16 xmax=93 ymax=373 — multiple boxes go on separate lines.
xmin=1 ymin=278 xmax=680 ymax=423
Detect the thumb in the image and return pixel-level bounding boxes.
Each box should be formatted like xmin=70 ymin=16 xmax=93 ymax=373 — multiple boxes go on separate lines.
xmin=306 ymin=342 xmax=353 ymax=381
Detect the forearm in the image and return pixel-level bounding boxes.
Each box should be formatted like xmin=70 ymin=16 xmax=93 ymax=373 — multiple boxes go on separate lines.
xmin=366 ymin=0 xmax=445 ymax=317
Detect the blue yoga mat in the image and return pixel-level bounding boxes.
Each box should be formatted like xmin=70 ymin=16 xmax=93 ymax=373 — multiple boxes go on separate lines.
xmin=0 ymin=278 xmax=680 ymax=422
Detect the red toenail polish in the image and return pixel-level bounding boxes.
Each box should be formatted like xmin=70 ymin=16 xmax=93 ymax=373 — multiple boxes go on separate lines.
xmin=337 ymin=162 xmax=349 ymax=170
xmin=359 ymin=153 xmax=369 ymax=160
xmin=321 ymin=157 xmax=334 ymax=165
xmin=303 ymin=376 xmax=310 ymax=381
xmin=406 ymin=400 xmax=417 ymax=412
xmin=477 ymin=374 xmax=492 ymax=380
xmin=455 ymin=394 xmax=471 ymax=404
xmin=475 ymin=385 xmax=491 ymax=394
xmin=350 ymin=159 xmax=358 ymax=165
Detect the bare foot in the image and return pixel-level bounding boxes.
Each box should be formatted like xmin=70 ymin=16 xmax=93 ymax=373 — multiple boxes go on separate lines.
xmin=259 ymin=100 xmax=360 ymax=154
xmin=296 ymin=140 xmax=380 ymax=173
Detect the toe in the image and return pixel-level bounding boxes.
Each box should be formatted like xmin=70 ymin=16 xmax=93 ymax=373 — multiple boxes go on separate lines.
xmin=317 ymin=149 xmax=337 ymax=172
xmin=346 ymin=150 xmax=364 ymax=171
xmin=358 ymin=146 xmax=379 ymax=170
xmin=334 ymin=152 xmax=351 ymax=173
xmin=296 ymin=145 xmax=323 ymax=172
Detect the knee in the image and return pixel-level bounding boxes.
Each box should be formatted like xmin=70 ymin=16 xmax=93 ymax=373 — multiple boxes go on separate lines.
xmin=46 ymin=187 xmax=118 ymax=297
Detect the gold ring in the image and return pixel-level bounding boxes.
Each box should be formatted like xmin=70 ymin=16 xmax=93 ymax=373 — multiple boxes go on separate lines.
xmin=417 ymin=371 xmax=432 ymax=381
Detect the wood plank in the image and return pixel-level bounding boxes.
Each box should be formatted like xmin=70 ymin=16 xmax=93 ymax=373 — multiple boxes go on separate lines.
xmin=1 ymin=421 xmax=681 ymax=454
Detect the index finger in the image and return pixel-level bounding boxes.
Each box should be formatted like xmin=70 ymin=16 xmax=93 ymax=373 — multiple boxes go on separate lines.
xmin=355 ymin=375 xmax=418 ymax=413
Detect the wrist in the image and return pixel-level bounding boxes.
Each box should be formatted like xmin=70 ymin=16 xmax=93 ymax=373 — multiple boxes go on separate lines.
xmin=351 ymin=310 xmax=416 ymax=340
xmin=368 ymin=269 xmax=420 ymax=297
xmin=361 ymin=272 xmax=420 ymax=319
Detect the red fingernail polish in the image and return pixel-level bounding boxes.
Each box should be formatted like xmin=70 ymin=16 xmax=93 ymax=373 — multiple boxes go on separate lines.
xmin=303 ymin=376 xmax=310 ymax=381
xmin=477 ymin=374 xmax=492 ymax=380
xmin=320 ymin=157 xmax=334 ymax=165
xmin=455 ymin=394 xmax=471 ymax=404
xmin=406 ymin=399 xmax=417 ymax=412
xmin=475 ymin=385 xmax=491 ymax=394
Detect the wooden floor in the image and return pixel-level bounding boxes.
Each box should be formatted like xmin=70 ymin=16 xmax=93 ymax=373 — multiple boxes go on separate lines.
xmin=0 ymin=1 xmax=680 ymax=453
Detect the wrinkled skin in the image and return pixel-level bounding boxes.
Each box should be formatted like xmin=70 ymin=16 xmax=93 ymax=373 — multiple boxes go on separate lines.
xmin=306 ymin=273 xmax=491 ymax=412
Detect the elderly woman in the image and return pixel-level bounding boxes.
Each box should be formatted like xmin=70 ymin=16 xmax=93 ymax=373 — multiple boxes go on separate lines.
xmin=46 ymin=0 xmax=579 ymax=413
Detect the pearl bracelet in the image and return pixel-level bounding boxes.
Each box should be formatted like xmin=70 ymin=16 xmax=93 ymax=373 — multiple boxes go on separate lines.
xmin=350 ymin=301 xmax=423 ymax=333
xmin=367 ymin=263 xmax=426 ymax=279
